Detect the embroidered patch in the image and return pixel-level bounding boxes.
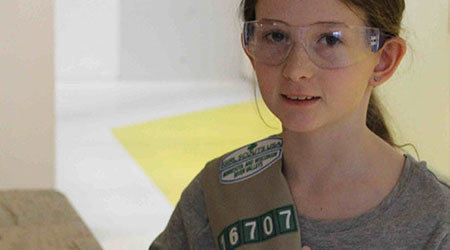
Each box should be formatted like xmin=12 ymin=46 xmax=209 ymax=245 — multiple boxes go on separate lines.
xmin=220 ymin=138 xmax=282 ymax=184
xmin=218 ymin=205 xmax=298 ymax=250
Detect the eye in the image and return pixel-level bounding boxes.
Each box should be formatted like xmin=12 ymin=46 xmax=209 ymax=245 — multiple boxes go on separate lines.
xmin=264 ymin=31 xmax=288 ymax=43
xmin=318 ymin=33 xmax=342 ymax=46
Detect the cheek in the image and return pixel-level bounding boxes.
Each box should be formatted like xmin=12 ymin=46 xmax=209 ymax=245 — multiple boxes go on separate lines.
xmin=254 ymin=64 xmax=281 ymax=96
xmin=321 ymin=66 xmax=372 ymax=108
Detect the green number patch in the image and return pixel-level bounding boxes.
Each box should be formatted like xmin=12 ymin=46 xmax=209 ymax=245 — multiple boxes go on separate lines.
xmin=217 ymin=205 xmax=298 ymax=250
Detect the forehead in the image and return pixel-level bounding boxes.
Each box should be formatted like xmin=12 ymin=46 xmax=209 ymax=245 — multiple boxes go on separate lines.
xmin=255 ymin=0 xmax=365 ymax=27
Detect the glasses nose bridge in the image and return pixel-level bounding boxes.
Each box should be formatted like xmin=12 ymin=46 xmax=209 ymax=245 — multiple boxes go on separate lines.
xmin=291 ymin=26 xmax=308 ymax=48
xmin=281 ymin=26 xmax=318 ymax=77
xmin=287 ymin=27 xmax=311 ymax=62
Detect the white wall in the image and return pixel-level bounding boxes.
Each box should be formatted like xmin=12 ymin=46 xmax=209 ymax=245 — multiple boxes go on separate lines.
xmin=0 ymin=0 xmax=54 ymax=189
xmin=56 ymin=0 xmax=242 ymax=82
xmin=55 ymin=0 xmax=120 ymax=80
xmin=119 ymin=0 xmax=242 ymax=81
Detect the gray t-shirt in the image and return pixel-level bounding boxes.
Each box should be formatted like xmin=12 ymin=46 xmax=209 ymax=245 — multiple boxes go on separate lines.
xmin=149 ymin=154 xmax=450 ymax=249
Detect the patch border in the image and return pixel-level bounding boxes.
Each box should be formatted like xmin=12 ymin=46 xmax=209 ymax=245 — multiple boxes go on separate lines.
xmin=219 ymin=138 xmax=283 ymax=184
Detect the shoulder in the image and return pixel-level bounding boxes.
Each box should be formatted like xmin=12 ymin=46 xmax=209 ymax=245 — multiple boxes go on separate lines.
xmin=150 ymin=170 xmax=215 ymax=249
xmin=178 ymin=132 xmax=283 ymax=214
xmin=403 ymin=155 xmax=450 ymax=219
xmin=407 ymin=155 xmax=449 ymax=199
xmin=178 ymin=134 xmax=284 ymax=207
xmin=171 ymin=169 xmax=215 ymax=248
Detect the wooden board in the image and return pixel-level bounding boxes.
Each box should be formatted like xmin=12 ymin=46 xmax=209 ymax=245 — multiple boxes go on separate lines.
xmin=0 ymin=190 xmax=102 ymax=250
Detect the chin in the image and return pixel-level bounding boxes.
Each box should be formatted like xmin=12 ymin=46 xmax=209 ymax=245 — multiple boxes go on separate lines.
xmin=279 ymin=116 xmax=324 ymax=134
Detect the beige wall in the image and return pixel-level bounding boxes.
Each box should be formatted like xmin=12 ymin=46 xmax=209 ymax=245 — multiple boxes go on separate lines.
xmin=0 ymin=1 xmax=54 ymax=188
xmin=378 ymin=0 xmax=450 ymax=183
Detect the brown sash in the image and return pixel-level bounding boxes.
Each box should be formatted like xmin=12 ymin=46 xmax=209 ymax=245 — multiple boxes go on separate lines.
xmin=201 ymin=135 xmax=302 ymax=250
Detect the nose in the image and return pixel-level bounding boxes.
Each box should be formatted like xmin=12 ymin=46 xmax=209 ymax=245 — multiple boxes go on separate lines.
xmin=282 ymin=43 xmax=315 ymax=82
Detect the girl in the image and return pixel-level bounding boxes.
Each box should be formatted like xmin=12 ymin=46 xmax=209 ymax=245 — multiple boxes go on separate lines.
xmin=150 ymin=0 xmax=449 ymax=249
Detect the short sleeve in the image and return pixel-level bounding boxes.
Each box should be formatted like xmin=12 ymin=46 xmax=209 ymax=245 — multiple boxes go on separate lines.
xmin=149 ymin=204 xmax=189 ymax=250
xmin=149 ymin=170 xmax=215 ymax=250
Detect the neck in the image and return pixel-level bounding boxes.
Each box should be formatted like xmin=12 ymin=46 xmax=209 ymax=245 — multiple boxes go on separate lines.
xmin=281 ymin=123 xmax=379 ymax=190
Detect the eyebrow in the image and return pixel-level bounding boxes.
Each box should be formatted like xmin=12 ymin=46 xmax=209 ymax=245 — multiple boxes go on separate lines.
xmin=259 ymin=18 xmax=347 ymax=27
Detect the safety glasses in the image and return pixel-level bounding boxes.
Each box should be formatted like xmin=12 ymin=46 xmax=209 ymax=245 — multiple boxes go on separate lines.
xmin=243 ymin=19 xmax=393 ymax=69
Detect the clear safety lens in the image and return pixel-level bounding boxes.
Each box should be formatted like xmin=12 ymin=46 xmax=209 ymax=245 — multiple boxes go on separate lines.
xmin=243 ymin=20 xmax=387 ymax=69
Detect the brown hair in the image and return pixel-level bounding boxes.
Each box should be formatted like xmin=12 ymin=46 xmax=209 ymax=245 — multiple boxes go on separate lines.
xmin=240 ymin=0 xmax=419 ymax=157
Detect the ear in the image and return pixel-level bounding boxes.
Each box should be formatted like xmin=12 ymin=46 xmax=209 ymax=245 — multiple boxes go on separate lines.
xmin=369 ymin=37 xmax=407 ymax=87
xmin=241 ymin=34 xmax=256 ymax=69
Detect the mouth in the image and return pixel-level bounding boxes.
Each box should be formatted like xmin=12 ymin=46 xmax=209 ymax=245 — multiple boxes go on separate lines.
xmin=283 ymin=95 xmax=321 ymax=101
xmin=281 ymin=94 xmax=321 ymax=105
xmin=282 ymin=94 xmax=320 ymax=101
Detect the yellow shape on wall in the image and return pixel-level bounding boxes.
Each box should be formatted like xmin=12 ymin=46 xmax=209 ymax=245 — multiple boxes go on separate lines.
xmin=112 ymin=100 xmax=281 ymax=205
